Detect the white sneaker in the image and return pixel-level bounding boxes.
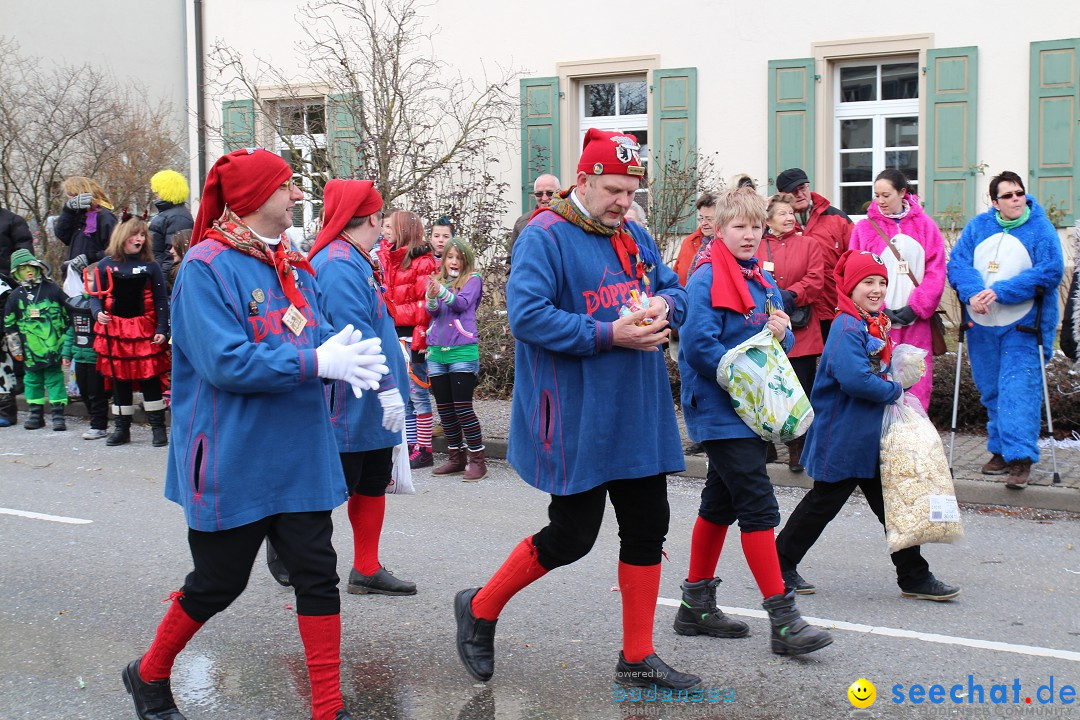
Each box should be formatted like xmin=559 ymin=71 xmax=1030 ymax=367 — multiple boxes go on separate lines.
xmin=83 ymin=428 xmax=108 ymax=440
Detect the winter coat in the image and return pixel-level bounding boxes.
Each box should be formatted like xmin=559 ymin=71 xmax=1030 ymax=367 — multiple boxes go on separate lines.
xmin=53 ymin=205 xmax=117 ymax=265
xmin=377 ymin=242 xmax=436 ymax=352
xmin=947 ymin=196 xmax=1064 ymax=358
xmin=1060 ymin=222 xmax=1080 ymax=362
xmin=849 ymin=196 xmax=946 ymax=407
xmin=165 ymin=236 xmax=345 ymax=531
xmin=312 ymin=239 xmax=408 ymax=453
xmin=672 ymin=228 xmax=708 ymax=286
xmin=507 ymin=211 xmax=687 ymax=495
xmin=799 ymin=192 xmax=853 ymax=321
xmin=426 ymin=274 xmax=483 ymax=348
xmin=755 ymin=229 xmax=824 ymax=357
xmin=149 ymin=200 xmax=194 ymax=274
xmin=4 ymin=278 xmax=71 ymax=370
xmin=679 ymin=257 xmax=795 ymax=442
xmin=0 ymin=208 xmax=34 ymax=276
xmin=802 ymin=313 xmax=903 ymax=482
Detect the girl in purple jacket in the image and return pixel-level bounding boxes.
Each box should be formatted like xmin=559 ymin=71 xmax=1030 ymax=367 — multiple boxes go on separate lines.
xmin=426 ymin=237 xmax=486 ymax=480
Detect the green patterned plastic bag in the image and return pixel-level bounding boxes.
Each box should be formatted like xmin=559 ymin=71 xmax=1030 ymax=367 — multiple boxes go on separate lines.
xmin=715 ymin=328 xmax=814 ymax=442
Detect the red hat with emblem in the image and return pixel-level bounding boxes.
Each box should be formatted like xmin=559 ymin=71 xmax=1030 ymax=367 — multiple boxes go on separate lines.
xmin=576 ymin=128 xmax=646 ymax=177
xmin=191 ymin=148 xmax=294 ymax=245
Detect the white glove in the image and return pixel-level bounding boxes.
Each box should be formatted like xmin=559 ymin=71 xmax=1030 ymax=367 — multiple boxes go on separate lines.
xmin=316 ymin=325 xmax=388 ymax=398
xmin=377 ymin=389 xmax=406 ymax=433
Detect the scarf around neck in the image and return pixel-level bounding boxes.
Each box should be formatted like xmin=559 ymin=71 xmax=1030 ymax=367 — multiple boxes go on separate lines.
xmin=882 ymin=200 xmax=911 ymax=221
xmin=836 ymin=294 xmax=894 ymax=367
xmin=544 ymin=188 xmax=656 ymax=288
xmin=211 ymin=210 xmax=314 ymax=310
xmin=995 ymin=205 xmax=1031 ymax=231
xmin=695 ymin=241 xmax=773 ymax=313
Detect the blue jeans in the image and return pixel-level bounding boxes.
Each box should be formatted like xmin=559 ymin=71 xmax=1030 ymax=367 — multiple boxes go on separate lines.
xmin=427 ymin=359 xmax=480 ymax=376
xmin=407 ymin=359 xmax=431 ymax=416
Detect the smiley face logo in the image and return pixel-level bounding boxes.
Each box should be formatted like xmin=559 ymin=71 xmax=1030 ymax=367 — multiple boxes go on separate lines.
xmin=848 ymin=678 xmax=876 ymax=709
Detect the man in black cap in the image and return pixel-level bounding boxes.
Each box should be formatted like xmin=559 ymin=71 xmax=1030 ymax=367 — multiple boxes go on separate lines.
xmin=775 ymin=168 xmax=852 ymax=342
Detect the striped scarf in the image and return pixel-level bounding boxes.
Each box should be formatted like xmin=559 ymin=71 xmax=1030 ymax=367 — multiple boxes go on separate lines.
xmin=211 ymin=211 xmax=314 ymax=310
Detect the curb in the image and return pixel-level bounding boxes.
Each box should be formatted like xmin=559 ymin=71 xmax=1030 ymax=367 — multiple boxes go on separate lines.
xmin=434 ymin=437 xmax=1080 ymax=514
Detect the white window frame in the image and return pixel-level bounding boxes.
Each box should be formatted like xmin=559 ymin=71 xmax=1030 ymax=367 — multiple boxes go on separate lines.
xmin=272 ymin=99 xmax=328 ymax=233
xmin=832 ymin=59 xmax=919 ymax=221
xmin=577 ymin=75 xmax=650 ymax=208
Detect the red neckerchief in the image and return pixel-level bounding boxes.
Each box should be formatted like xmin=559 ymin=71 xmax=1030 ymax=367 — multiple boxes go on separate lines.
xmin=696 ymin=242 xmax=772 ymax=313
xmin=836 ymin=294 xmax=894 ymax=367
xmin=210 ymin=214 xmax=314 ymax=310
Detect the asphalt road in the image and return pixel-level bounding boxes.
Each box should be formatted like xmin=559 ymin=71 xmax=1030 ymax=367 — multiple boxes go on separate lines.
xmin=2 ymin=416 xmax=1079 ymax=720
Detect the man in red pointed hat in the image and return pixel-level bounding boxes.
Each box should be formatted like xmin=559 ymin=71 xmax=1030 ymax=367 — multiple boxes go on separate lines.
xmin=454 ymin=128 xmax=700 ymax=690
xmin=122 ymin=148 xmax=388 ymax=720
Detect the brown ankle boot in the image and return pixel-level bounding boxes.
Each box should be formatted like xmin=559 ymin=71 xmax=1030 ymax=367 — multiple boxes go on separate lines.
xmin=463 ymin=448 xmax=487 ymax=482
xmin=981 ymin=453 xmax=1008 ymax=475
xmin=1005 ymin=458 xmax=1032 ymax=489
xmin=433 ymin=447 xmax=467 ymax=475
xmin=786 ymin=437 xmax=804 ymax=473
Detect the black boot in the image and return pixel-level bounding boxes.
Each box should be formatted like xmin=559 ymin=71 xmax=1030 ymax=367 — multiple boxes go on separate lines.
xmin=673 ymin=577 xmax=750 ymax=638
xmin=106 ymin=415 xmax=132 ymax=446
xmin=121 ymin=659 xmax=187 ymax=719
xmin=51 ymin=404 xmax=67 ymax=431
xmin=24 ymin=404 xmax=45 ymax=430
xmin=148 ymin=410 xmax=168 ymax=447
xmin=762 ymin=590 xmax=833 ymax=656
xmin=454 ymin=587 xmax=497 ymax=681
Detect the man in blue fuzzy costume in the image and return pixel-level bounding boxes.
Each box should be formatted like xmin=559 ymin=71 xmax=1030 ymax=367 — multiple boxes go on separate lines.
xmin=453 ymin=128 xmax=698 ymax=690
xmin=947 ymin=171 xmax=1064 ymax=489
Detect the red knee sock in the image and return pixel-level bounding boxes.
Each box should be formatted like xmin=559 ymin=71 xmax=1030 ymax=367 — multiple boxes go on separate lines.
xmin=139 ymin=596 xmax=204 ymax=682
xmin=687 ymin=516 xmax=728 ymax=583
xmin=348 ymin=494 xmax=384 ymax=576
xmin=741 ymin=529 xmax=786 ymax=598
xmin=471 ymin=537 xmax=548 ymax=621
xmin=619 ymin=561 xmax=660 ymax=663
xmin=297 ymin=614 xmax=344 ymax=720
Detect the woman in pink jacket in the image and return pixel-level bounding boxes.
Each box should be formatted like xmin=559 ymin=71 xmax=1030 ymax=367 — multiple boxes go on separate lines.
xmin=848 ymin=169 xmax=945 ymax=408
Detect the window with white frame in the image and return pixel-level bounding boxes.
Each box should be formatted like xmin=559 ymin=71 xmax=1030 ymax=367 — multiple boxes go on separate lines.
xmin=833 ymin=60 xmax=919 ymax=218
xmin=272 ymin=99 xmax=328 ymax=231
xmin=579 ymin=76 xmax=650 ymax=208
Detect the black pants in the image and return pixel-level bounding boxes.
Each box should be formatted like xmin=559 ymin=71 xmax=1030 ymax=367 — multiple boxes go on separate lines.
xmin=775 ymin=476 xmax=931 ymax=589
xmin=113 ymin=376 xmax=163 ymax=407
xmin=819 ymin=319 xmax=833 ymax=345
xmin=180 ymin=511 xmax=339 ymax=622
xmin=74 ymin=361 xmax=108 ymax=430
xmin=789 ymin=354 xmax=818 ymax=400
xmin=700 ymin=438 xmax=781 ymax=532
xmin=532 ymin=474 xmax=669 ymax=569
xmin=340 ymin=447 xmax=393 ymax=497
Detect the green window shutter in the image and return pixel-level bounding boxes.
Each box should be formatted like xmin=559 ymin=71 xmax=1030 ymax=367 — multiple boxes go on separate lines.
xmin=924 ymin=47 xmax=979 ymax=224
xmin=221 ymin=99 xmax=256 ymax=152
xmin=652 ymin=67 xmax=698 ymax=235
xmin=520 ymin=77 xmax=561 ymax=214
xmin=327 ymin=93 xmax=361 ymax=179
xmin=1029 ymin=39 xmax=1080 ymax=227
xmin=767 ymin=59 xmax=815 ymax=192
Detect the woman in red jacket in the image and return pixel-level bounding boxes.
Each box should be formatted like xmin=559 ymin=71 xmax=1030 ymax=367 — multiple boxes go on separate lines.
xmin=377 ymin=211 xmax=437 ymax=468
xmin=755 ymin=193 xmax=824 ymax=472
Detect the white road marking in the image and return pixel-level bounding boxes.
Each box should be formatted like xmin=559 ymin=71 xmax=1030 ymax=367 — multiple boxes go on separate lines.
xmin=656 ymin=597 xmax=1080 ymax=663
xmin=0 ymin=507 xmax=92 ymax=525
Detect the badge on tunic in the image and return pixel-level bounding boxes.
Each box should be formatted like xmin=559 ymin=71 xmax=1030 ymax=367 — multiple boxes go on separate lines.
xmin=282 ymin=303 xmax=307 ymax=336
xmin=988 ymin=261 xmax=1000 ymax=273
xmin=29 ymin=307 xmax=40 ymax=319
xmin=897 ymin=261 xmax=909 ymax=275
xmin=252 ymin=288 xmax=265 ymax=303
xmin=762 ymin=261 xmax=775 ymax=273
xmin=248 ymin=301 xmax=259 ymax=316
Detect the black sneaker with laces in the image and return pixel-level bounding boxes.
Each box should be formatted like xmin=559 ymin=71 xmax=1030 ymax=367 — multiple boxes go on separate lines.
xmin=900 ymin=574 xmax=961 ymax=602
xmin=614 ymin=652 xmax=702 ymax=690
xmin=781 ymin=569 xmax=816 ymax=595
xmin=348 ymin=566 xmax=416 ymax=595
xmin=409 ymin=446 xmax=433 ymax=469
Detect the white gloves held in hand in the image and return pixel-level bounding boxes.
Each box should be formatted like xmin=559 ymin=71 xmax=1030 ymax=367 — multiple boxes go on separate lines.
xmin=377 ymin=389 xmax=406 ymax=433
xmin=316 ymin=324 xmax=388 ymax=398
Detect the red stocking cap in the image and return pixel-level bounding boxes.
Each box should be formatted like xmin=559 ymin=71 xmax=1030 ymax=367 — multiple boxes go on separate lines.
xmin=576 ymin=128 xmax=646 ymax=177
xmin=191 ymin=148 xmax=293 ymax=245
xmin=308 ymin=179 xmax=384 ymax=259
xmin=834 ymin=249 xmax=889 ymax=319
xmin=704 ymin=241 xmax=757 ymax=313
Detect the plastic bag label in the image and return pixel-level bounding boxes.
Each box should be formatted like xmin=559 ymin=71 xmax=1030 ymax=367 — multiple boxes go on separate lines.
xmin=928 ymin=495 xmax=960 ymax=523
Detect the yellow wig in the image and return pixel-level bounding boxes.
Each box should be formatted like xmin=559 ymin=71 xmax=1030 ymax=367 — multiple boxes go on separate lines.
xmin=151 ymin=170 xmax=190 ymax=204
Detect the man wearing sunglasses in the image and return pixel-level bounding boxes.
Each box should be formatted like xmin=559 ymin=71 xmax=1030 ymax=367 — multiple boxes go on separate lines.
xmin=509 ymin=173 xmax=561 ymax=261
xmin=947 ymin=170 xmax=1064 ymax=490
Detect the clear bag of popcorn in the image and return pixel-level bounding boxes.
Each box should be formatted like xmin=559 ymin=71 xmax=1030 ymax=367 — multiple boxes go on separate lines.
xmin=879 ymin=394 xmax=964 ymax=552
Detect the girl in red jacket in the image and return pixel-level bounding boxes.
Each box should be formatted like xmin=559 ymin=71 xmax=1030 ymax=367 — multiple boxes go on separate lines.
xmin=377 ymin=211 xmax=437 ymax=468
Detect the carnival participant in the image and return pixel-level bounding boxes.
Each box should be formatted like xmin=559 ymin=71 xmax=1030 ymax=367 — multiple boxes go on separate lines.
xmin=672 ymin=192 xmax=717 ymax=287
xmin=848 ymin=169 xmax=945 ymax=410
xmin=455 ymin=128 xmax=700 ymax=690
xmin=946 ymin=171 xmax=1064 ymax=488
xmin=776 ymin=250 xmax=960 ymax=600
xmin=91 ymin=218 xmax=171 ymax=446
xmin=148 ymin=170 xmax=195 ymax=275
xmin=121 ymin=148 xmax=387 ymax=720
xmin=308 ymin=178 xmax=416 ymax=597
xmin=54 ymin=176 xmax=118 ymax=273
xmin=675 ymin=187 xmax=831 ymax=655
